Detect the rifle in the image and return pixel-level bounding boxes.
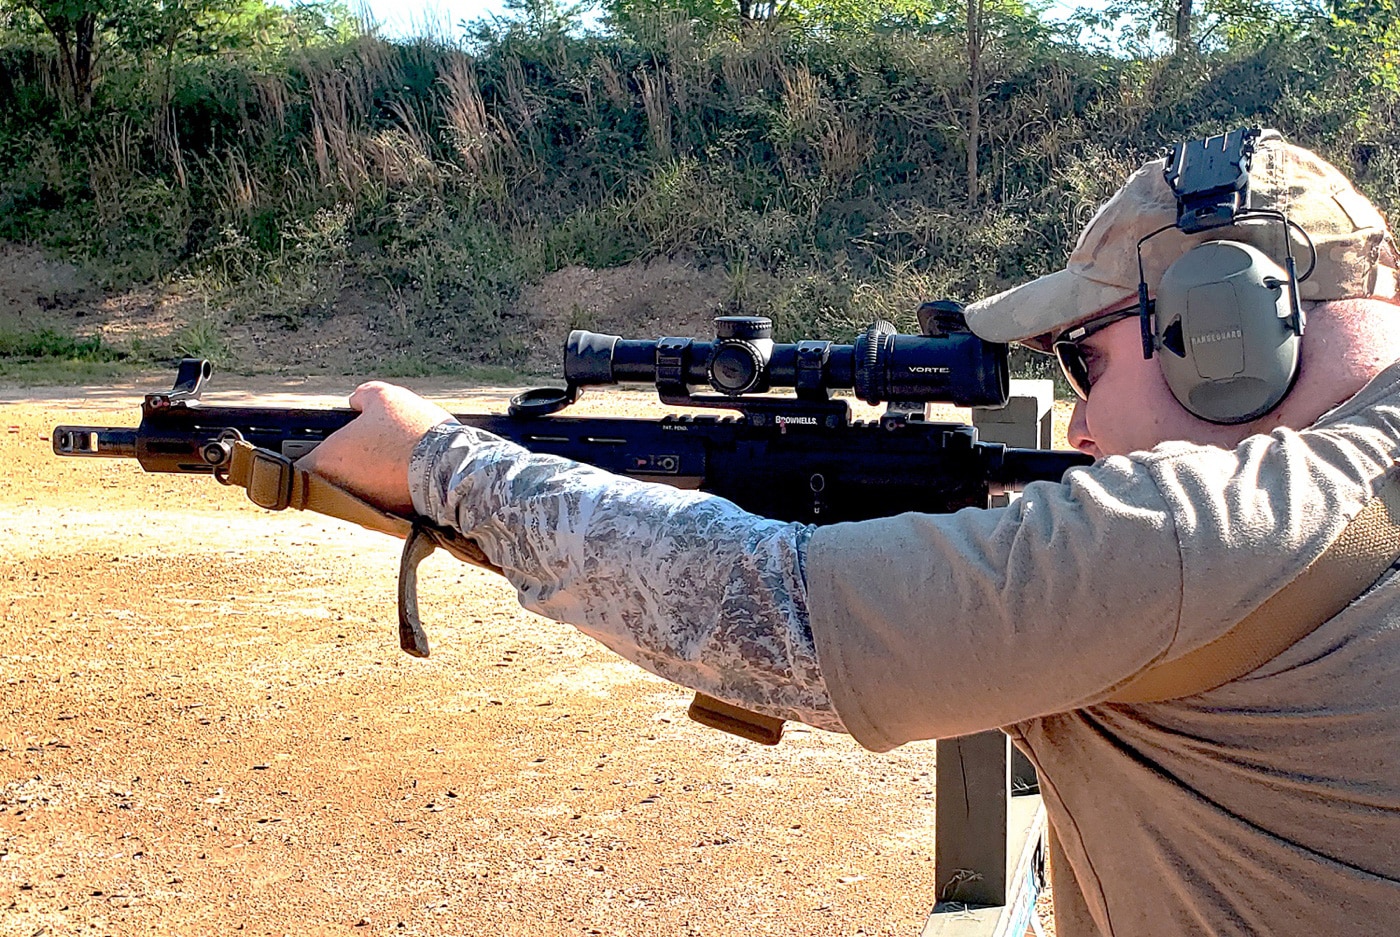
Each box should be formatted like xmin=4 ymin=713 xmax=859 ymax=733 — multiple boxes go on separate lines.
xmin=52 ymin=303 xmax=1091 ymax=745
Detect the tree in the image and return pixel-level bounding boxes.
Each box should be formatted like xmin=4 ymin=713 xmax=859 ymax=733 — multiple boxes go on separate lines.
xmin=1070 ymin=0 xmax=1308 ymax=56
xmin=11 ymin=0 xmax=114 ymax=108
xmin=601 ymin=0 xmax=948 ymax=34
xmin=1 ymin=0 xmax=353 ymax=110
xmin=1323 ymin=0 xmax=1400 ymax=89
xmin=967 ymin=0 xmax=983 ymax=204
xmin=941 ymin=0 xmax=1045 ymax=205
xmin=1173 ymin=0 xmax=1193 ymax=52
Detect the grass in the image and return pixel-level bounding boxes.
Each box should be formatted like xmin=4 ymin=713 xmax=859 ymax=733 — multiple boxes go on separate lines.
xmin=374 ymin=355 xmax=543 ymax=383
xmin=0 ymin=339 xmax=548 ymax=386
xmin=0 ymin=329 xmax=123 ymax=362
xmin=0 ymin=329 xmax=156 ymax=383
xmin=0 ymin=357 xmax=146 ymax=384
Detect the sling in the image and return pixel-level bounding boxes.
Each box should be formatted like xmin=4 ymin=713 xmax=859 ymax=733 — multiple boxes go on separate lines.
xmin=219 ymin=438 xmax=784 ymax=741
xmin=1106 ymin=469 xmax=1400 ymax=703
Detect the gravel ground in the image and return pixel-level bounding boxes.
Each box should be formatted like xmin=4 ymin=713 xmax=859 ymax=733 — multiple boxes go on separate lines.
xmin=0 ymin=375 xmax=983 ymax=937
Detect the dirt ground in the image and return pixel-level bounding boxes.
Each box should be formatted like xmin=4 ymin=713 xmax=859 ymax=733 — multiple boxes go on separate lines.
xmin=0 ymin=372 xmax=984 ymax=937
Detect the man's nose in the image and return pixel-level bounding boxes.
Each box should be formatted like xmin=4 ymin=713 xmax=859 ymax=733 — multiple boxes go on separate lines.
xmin=1066 ymin=400 xmax=1097 ymax=457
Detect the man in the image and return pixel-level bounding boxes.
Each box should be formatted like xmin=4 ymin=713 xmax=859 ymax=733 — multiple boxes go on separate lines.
xmin=301 ymin=130 xmax=1400 ymax=935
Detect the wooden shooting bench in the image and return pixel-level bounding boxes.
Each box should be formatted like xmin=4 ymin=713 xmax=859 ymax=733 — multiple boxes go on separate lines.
xmin=921 ymin=382 xmax=1056 ymax=937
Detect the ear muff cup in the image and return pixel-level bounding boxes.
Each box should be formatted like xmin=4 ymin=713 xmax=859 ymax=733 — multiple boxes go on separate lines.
xmin=1154 ymin=240 xmax=1300 ymax=425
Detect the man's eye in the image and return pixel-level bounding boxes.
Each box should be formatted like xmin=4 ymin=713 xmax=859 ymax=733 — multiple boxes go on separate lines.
xmin=1081 ymin=346 xmax=1107 ymax=388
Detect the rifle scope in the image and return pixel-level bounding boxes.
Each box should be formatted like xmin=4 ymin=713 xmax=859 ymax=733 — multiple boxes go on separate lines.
xmin=564 ymin=311 xmax=1009 ymax=408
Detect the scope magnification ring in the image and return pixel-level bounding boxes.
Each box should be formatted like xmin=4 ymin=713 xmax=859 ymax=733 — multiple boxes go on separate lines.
xmin=854 ymin=320 xmax=895 ymax=404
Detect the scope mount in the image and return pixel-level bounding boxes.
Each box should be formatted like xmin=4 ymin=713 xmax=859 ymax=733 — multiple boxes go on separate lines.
xmin=507 ymin=376 xmax=860 ymax=428
xmin=658 ymin=385 xmax=853 ymax=428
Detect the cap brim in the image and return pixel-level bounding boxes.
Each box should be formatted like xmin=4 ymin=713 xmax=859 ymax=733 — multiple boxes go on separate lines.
xmin=964 ymin=268 xmax=1138 ymax=353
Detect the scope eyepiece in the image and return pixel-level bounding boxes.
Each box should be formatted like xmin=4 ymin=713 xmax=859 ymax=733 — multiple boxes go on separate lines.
xmin=564 ymin=307 xmax=1009 ymax=409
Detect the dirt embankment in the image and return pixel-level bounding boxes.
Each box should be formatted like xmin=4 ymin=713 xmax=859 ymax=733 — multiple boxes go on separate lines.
xmin=2 ymin=377 xmax=951 ymax=937
xmin=0 ymin=243 xmax=735 ymax=377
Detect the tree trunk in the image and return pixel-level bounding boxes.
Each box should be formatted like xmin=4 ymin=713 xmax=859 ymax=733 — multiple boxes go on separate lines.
xmin=966 ymin=0 xmax=981 ymax=207
xmin=73 ymin=12 xmax=97 ymax=108
xmin=1174 ymin=0 xmax=1193 ymax=55
xmin=26 ymin=5 xmax=100 ymax=110
xmin=53 ymin=24 xmax=78 ymax=101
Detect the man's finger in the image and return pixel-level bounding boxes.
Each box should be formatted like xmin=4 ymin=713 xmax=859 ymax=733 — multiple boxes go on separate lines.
xmin=347 ymin=381 xmax=394 ymax=412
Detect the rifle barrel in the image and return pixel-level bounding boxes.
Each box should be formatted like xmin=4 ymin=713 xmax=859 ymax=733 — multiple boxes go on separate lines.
xmin=991 ymin=446 xmax=1093 ymax=491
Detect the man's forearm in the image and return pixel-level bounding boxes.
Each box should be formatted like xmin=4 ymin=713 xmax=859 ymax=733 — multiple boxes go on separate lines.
xmin=408 ymin=422 xmax=846 ymax=732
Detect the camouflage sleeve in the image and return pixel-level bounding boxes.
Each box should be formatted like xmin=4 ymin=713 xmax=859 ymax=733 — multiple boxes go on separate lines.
xmin=407 ymin=421 xmax=845 ymax=733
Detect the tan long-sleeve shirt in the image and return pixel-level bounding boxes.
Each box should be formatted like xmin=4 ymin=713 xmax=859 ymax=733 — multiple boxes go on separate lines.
xmin=807 ymin=362 xmax=1400 ymax=935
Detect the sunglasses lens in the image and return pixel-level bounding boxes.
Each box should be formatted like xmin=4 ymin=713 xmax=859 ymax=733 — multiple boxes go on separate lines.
xmin=1051 ymin=303 xmax=1145 ymax=401
xmin=1054 ymin=341 xmax=1090 ymax=400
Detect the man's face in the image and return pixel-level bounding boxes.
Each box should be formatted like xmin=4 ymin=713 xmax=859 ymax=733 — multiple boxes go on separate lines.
xmin=1063 ymin=310 xmax=1258 ymax=459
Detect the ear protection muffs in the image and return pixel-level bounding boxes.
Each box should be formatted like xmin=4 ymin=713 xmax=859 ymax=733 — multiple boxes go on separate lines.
xmin=1136 ymin=128 xmax=1314 ymax=425
xmin=1153 ymin=240 xmax=1300 ymax=424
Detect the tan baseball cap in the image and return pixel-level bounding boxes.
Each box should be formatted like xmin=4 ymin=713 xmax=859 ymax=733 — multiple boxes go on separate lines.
xmin=963 ymin=129 xmax=1399 ymax=352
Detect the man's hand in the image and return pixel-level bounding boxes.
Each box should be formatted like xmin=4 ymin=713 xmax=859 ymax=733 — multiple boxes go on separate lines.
xmin=296 ymin=382 xmax=455 ymax=516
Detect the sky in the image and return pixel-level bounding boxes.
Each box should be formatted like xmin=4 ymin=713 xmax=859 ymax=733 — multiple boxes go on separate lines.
xmin=354 ymin=0 xmax=516 ymax=38
xmin=354 ymin=0 xmax=1096 ymax=40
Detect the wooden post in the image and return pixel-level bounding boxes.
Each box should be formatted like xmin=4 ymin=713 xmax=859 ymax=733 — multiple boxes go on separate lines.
xmin=920 ymin=381 xmax=1057 ymax=936
xmin=924 ymin=730 xmax=1046 ymax=935
xmin=934 ymin=731 xmax=1010 ymax=907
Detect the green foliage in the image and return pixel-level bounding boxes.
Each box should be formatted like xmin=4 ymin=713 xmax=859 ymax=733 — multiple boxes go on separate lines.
xmin=601 ymin=0 xmax=967 ymax=35
xmin=348 ymin=187 xmax=543 ymax=365
xmin=0 ymin=327 xmax=121 ymax=361
xmin=0 ymin=0 xmax=352 ymax=110
xmin=0 ymin=355 xmax=135 ymax=382
xmin=0 ymin=0 xmax=1398 ymax=377
xmin=1321 ymin=0 xmax=1400 ymax=91
xmin=174 ymin=312 xmax=228 ymax=360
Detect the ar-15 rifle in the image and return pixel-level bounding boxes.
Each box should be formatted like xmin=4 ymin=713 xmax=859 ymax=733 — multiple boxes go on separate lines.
xmin=52 ymin=302 xmax=1091 ymax=745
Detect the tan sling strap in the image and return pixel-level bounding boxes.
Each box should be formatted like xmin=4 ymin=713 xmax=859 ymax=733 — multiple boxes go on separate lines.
xmin=220 ymin=440 xmax=500 ymax=658
xmin=219 ymin=440 xmax=777 ymax=741
xmin=1107 ymin=469 xmax=1400 ymax=704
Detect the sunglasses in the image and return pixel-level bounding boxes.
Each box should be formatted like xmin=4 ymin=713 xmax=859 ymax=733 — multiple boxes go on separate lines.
xmin=1052 ymin=301 xmax=1152 ymax=400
